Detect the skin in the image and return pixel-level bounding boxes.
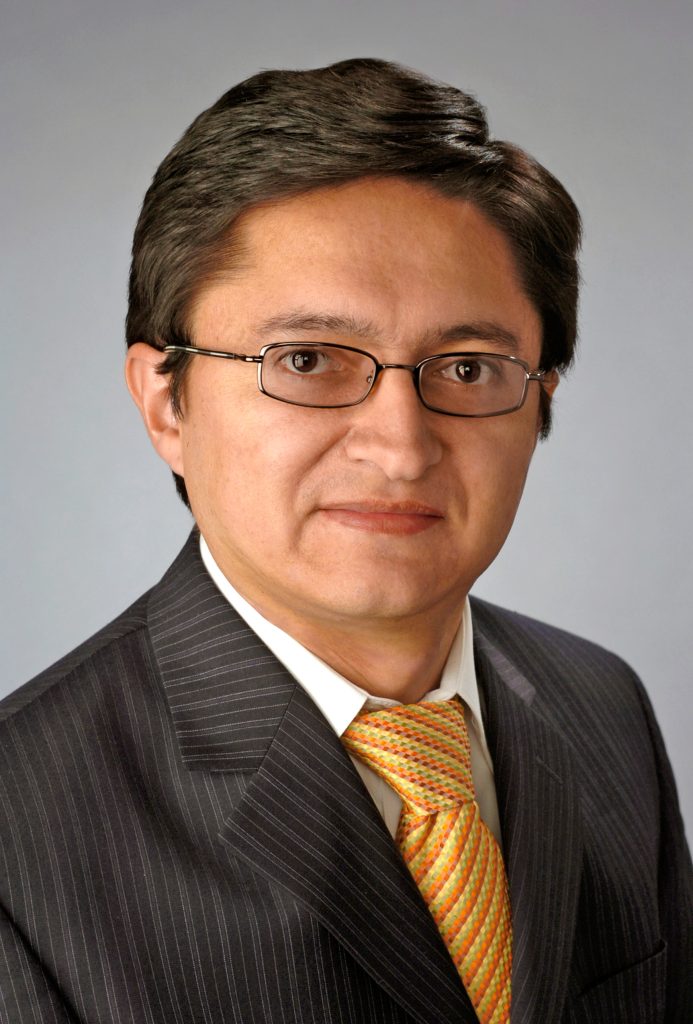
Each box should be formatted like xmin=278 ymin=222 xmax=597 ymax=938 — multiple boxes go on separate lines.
xmin=127 ymin=177 xmax=557 ymax=702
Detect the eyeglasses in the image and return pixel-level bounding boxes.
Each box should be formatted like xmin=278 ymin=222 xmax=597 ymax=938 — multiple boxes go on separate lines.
xmin=162 ymin=341 xmax=548 ymax=418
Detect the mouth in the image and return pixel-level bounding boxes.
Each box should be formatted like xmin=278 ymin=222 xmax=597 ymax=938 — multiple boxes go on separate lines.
xmin=317 ymin=500 xmax=445 ymax=536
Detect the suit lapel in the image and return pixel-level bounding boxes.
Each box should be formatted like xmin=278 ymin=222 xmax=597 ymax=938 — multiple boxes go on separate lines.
xmin=473 ymin=615 xmax=583 ymax=1024
xmin=149 ymin=534 xmax=476 ymax=1024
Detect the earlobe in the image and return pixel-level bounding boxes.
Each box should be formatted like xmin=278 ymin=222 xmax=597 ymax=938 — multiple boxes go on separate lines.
xmin=125 ymin=343 xmax=185 ymax=476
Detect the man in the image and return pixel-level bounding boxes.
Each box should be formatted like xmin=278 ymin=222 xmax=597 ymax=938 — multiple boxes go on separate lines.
xmin=1 ymin=58 xmax=690 ymax=1024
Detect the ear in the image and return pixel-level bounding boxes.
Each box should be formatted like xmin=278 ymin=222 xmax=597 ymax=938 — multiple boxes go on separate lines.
xmin=538 ymin=368 xmax=559 ymax=425
xmin=542 ymin=369 xmax=560 ymax=400
xmin=125 ymin=343 xmax=185 ymax=476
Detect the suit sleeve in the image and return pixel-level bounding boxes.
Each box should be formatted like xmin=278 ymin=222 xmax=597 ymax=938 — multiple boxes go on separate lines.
xmin=631 ymin=673 xmax=693 ymax=1022
xmin=0 ymin=903 xmax=80 ymax=1024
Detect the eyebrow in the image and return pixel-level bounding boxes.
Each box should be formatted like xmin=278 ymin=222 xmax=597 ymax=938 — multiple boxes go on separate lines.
xmin=256 ymin=311 xmax=374 ymax=338
xmin=254 ymin=310 xmax=521 ymax=353
xmin=431 ymin=322 xmax=520 ymax=353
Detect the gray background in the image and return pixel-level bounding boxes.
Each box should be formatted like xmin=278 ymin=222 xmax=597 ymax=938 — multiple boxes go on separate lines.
xmin=2 ymin=0 xmax=691 ymax=836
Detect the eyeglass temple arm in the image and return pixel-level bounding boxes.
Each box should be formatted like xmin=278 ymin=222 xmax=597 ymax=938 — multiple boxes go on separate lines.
xmin=162 ymin=344 xmax=262 ymax=364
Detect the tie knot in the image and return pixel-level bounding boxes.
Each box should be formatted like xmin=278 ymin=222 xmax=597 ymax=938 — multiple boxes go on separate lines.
xmin=342 ymin=698 xmax=474 ymax=815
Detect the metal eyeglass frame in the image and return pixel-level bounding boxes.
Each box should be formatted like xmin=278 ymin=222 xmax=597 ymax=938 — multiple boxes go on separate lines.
xmin=161 ymin=340 xmax=548 ymax=417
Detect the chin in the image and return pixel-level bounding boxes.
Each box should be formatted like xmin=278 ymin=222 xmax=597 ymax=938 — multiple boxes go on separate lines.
xmin=314 ymin=575 xmax=457 ymax=623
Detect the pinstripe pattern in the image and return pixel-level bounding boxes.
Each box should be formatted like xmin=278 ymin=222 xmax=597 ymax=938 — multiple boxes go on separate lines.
xmin=1 ymin=530 xmax=691 ymax=1023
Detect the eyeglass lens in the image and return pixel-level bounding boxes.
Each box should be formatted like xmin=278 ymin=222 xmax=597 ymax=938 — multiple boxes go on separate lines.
xmin=260 ymin=344 xmax=529 ymax=416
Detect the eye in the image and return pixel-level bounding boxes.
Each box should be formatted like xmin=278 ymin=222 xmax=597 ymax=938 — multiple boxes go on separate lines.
xmin=278 ymin=347 xmax=333 ymax=374
xmin=443 ymin=358 xmax=497 ymax=385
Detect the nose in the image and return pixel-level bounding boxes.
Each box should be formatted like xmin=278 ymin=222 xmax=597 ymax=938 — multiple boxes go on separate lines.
xmin=343 ymin=366 xmax=443 ymax=482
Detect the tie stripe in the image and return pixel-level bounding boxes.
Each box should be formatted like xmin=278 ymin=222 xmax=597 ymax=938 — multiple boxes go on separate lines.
xmin=343 ymin=699 xmax=511 ymax=1024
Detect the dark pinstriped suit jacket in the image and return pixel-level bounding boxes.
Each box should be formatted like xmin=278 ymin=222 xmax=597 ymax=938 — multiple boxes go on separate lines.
xmin=1 ymin=532 xmax=691 ymax=1023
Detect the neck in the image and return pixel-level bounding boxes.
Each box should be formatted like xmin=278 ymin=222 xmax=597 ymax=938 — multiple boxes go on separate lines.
xmin=280 ymin=613 xmax=463 ymax=703
xmin=234 ymin=582 xmax=463 ymax=703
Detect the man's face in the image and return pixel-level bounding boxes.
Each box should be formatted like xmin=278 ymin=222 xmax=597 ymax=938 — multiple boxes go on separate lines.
xmin=174 ymin=178 xmax=548 ymax=630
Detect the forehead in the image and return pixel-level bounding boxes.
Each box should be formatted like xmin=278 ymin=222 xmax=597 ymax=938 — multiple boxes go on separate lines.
xmin=190 ymin=177 xmax=541 ymax=356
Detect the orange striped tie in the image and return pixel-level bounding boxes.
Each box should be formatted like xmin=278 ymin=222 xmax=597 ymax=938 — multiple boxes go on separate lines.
xmin=343 ymin=698 xmax=512 ymax=1024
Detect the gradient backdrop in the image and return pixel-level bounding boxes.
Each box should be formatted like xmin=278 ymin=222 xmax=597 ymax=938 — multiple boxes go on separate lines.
xmin=3 ymin=0 xmax=691 ymax=837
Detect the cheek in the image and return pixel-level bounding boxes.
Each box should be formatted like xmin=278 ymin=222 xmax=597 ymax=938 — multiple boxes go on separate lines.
xmin=181 ymin=390 xmax=339 ymax=528
xmin=457 ymin=417 xmax=538 ymax=518
xmin=178 ymin=385 xmax=248 ymax=519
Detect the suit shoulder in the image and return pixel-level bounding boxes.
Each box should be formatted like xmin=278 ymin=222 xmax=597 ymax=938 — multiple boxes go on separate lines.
xmin=0 ymin=589 xmax=153 ymax=724
xmin=469 ymin=595 xmax=637 ymax=682
xmin=468 ymin=596 xmax=662 ymax=762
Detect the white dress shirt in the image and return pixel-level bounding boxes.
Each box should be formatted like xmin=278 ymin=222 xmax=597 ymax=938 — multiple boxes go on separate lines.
xmin=200 ymin=536 xmax=502 ymax=845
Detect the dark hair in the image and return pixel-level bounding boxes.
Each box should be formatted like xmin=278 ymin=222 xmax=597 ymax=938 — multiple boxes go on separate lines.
xmin=126 ymin=58 xmax=581 ymax=507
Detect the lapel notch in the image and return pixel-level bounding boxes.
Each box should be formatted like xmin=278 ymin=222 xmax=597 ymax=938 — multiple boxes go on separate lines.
xmin=148 ymin=533 xmax=296 ymax=772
